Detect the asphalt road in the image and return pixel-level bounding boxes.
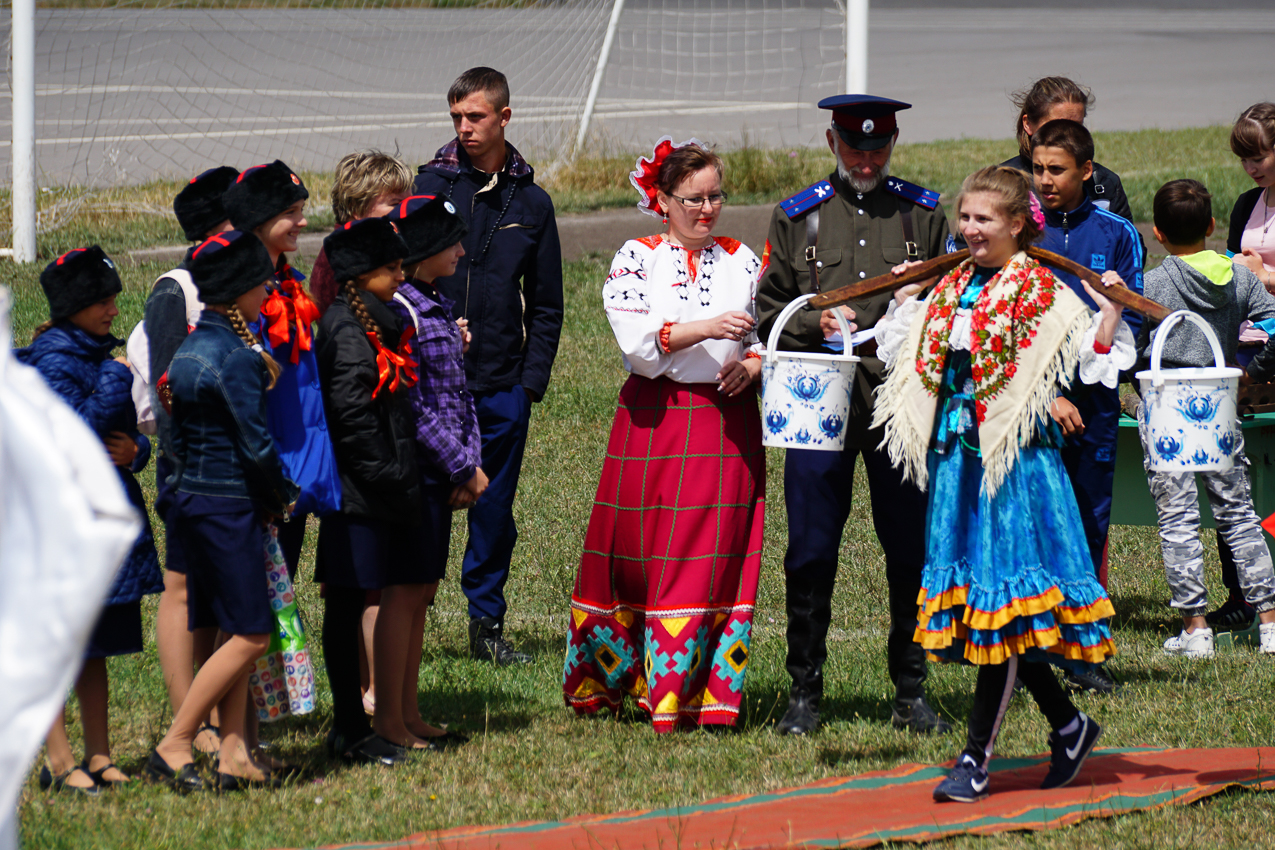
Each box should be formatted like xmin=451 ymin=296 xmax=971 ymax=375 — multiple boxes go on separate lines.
xmin=2 ymin=1 xmax=1273 ymax=185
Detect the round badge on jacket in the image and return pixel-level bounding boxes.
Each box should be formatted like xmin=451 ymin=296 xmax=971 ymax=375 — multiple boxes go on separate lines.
xmin=444 ymin=201 xmax=456 ymax=214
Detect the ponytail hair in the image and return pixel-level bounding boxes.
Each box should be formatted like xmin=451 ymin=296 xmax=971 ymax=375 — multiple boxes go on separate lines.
xmin=342 ymin=278 xmax=386 ymax=347
xmin=30 ymin=319 xmax=55 ymax=342
xmin=224 ymin=303 xmax=282 ymax=389
xmin=956 ymin=166 xmax=1042 ymax=252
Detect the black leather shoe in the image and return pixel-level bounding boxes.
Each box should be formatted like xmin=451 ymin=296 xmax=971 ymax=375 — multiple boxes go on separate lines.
xmin=328 ymin=731 xmax=406 ymax=766
xmin=469 ymin=617 xmax=532 ymax=665
xmin=891 ymin=697 xmax=953 ymax=734
xmin=416 ymin=729 xmax=469 ymax=749
xmin=216 ymin=771 xmax=281 ymax=791
xmin=1062 ymin=664 xmax=1122 ymax=695
xmin=145 ymin=749 xmax=205 ymax=793
xmin=776 ymin=694 xmax=820 ymax=736
xmin=39 ymin=765 xmax=100 ymax=797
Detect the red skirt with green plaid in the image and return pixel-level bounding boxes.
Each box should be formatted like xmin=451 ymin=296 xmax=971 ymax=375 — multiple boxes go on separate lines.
xmin=563 ymin=374 xmax=765 ymax=732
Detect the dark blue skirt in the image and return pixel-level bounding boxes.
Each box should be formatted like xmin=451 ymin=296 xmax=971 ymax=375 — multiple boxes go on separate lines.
xmin=85 ymin=601 xmax=143 ymax=658
xmin=168 ymin=492 xmax=274 ymax=635
xmin=315 ymin=513 xmax=432 ymax=589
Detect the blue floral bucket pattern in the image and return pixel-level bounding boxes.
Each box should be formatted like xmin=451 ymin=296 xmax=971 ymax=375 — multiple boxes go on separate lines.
xmin=1136 ymin=310 xmax=1241 ymax=473
xmin=761 ymin=293 xmax=859 ymax=452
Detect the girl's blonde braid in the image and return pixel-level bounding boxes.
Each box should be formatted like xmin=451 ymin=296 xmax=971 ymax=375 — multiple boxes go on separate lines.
xmin=226 ymin=303 xmax=282 ymax=389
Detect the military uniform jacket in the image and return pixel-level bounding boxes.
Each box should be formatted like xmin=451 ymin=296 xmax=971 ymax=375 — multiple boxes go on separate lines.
xmin=756 ymin=169 xmax=950 ymax=445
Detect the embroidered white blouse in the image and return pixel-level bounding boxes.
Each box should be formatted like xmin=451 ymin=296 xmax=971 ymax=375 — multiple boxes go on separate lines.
xmin=603 ymin=234 xmax=764 ymax=384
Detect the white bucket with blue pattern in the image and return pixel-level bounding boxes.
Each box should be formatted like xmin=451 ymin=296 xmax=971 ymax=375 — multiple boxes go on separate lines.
xmin=1136 ymin=309 xmax=1241 ymax=472
xmin=761 ymin=293 xmax=859 ymax=452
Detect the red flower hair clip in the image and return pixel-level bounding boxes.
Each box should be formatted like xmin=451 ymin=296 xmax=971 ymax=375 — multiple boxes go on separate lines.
xmin=630 ymin=136 xmax=703 ymax=219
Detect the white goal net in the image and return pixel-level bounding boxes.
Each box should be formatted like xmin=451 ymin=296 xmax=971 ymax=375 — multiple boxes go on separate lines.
xmin=9 ymin=0 xmax=849 ymax=187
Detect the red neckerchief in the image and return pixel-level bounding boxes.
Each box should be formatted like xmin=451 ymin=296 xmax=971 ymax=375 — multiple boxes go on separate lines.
xmin=260 ymin=263 xmax=321 ymax=364
xmin=368 ymin=326 xmax=419 ymax=399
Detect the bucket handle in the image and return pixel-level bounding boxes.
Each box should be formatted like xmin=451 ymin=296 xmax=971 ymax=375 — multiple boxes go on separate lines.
xmin=765 ymin=292 xmax=855 ymax=364
xmin=1149 ymin=309 xmax=1226 ymax=387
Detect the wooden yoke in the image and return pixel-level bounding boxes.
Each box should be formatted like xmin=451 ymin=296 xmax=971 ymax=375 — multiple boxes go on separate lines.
xmin=808 ymin=246 xmax=1170 ymax=321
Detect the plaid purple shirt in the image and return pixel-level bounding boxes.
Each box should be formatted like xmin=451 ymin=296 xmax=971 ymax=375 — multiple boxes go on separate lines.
xmin=391 ymin=279 xmax=482 ymax=485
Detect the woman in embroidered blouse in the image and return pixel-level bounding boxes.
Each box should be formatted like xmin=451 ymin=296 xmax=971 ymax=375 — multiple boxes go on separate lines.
xmin=873 ymin=166 xmax=1134 ymax=802
xmin=562 ymin=139 xmax=765 ymax=732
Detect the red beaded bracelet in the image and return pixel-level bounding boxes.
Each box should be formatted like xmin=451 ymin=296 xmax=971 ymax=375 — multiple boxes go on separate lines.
xmin=659 ymin=321 xmax=674 ymax=353
xmin=744 ymin=350 xmax=762 ymax=360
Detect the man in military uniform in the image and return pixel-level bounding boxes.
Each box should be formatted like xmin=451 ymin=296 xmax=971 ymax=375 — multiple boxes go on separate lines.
xmin=757 ymin=95 xmax=953 ymax=736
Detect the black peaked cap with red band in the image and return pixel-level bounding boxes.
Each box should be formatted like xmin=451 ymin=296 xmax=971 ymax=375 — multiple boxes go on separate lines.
xmin=819 ymin=94 xmax=911 ymax=151
xmin=386 ymin=194 xmax=468 ymax=267
xmin=323 ymin=217 xmax=409 ymax=284
xmin=189 ymin=230 xmax=275 ymax=305
xmin=174 ymin=166 xmax=239 ymax=242
xmin=223 ymin=160 xmax=309 ymax=234
xmin=39 ymin=246 xmax=123 ymax=322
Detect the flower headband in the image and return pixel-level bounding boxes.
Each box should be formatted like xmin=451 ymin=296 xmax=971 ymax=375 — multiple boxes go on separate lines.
xmin=630 ymin=135 xmax=704 ymax=219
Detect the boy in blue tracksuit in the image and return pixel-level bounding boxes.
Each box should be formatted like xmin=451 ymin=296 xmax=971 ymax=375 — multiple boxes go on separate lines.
xmin=1032 ymin=118 xmax=1145 ymax=693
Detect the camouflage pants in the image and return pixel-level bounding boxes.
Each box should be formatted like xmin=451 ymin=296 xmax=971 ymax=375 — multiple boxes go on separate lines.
xmin=1140 ymin=426 xmax=1275 ymax=616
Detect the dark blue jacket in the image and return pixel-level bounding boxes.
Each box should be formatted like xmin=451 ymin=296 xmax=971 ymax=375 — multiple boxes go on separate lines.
xmin=413 ymin=139 xmax=564 ymax=400
xmin=16 ymin=323 xmax=162 ymax=606
xmin=168 ymin=311 xmax=300 ymax=515
xmin=1039 ymin=196 xmax=1147 ymax=343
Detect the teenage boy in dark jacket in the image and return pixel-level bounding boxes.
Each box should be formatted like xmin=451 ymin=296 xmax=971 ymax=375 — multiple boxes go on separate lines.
xmin=1033 ymin=118 xmax=1145 ymax=694
xmin=414 ymin=66 xmax=564 ymax=664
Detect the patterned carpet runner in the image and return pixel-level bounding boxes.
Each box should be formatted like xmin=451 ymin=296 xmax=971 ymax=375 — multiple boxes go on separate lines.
xmin=291 ymin=746 xmax=1275 ymax=850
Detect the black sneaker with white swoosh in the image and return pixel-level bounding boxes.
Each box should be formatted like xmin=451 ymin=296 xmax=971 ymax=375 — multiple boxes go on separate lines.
xmin=1040 ymin=712 xmax=1102 ymax=789
xmin=932 ymin=754 xmax=990 ymax=803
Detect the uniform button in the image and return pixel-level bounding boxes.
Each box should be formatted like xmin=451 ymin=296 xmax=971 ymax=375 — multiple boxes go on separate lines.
xmin=816 ymin=261 xmax=824 ymax=269
xmin=856 ymin=193 xmax=864 ymax=200
xmin=859 ymin=271 xmax=867 ymax=279
xmin=859 ymin=239 xmax=866 ymax=246
xmin=857 ymin=209 xmax=864 ymax=216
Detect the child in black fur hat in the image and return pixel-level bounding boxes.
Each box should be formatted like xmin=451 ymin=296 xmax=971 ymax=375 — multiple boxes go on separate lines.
xmin=315 ymin=217 xmax=434 ymax=763
xmin=149 ymin=230 xmax=299 ymax=791
xmin=18 ymin=247 xmax=163 ymax=793
xmin=382 ymin=194 xmax=483 ymax=748
xmin=223 ymin=161 xmax=342 ymax=587
xmin=137 ymin=165 xmax=238 ymax=760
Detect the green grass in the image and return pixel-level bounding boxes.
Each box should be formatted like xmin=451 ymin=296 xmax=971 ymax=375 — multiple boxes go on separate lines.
xmin=6 ymin=247 xmax=1275 ymax=850
xmin=6 ymin=124 xmax=1275 ymax=848
xmin=0 ymin=125 xmax=1257 ymax=261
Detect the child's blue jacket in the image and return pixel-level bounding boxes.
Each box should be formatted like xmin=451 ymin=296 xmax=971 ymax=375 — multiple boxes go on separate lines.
xmin=16 ymin=323 xmax=162 ymax=606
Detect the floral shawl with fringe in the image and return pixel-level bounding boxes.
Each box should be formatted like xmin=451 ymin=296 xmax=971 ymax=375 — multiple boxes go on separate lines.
xmin=873 ymin=251 xmax=1090 ymax=497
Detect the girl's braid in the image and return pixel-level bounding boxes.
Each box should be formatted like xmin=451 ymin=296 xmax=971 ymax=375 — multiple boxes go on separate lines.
xmin=226 ymin=303 xmax=282 ymax=389
xmin=343 ymin=279 xmax=386 ymax=347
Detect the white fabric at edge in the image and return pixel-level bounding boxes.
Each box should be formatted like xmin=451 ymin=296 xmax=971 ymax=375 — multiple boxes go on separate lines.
xmin=0 ymin=288 xmax=140 ymax=849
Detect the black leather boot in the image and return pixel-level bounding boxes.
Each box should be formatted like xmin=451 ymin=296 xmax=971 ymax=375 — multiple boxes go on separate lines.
xmin=469 ymin=617 xmax=532 ymax=665
xmin=777 ymin=569 xmax=834 ymax=736
xmin=886 ymin=563 xmax=951 ymax=734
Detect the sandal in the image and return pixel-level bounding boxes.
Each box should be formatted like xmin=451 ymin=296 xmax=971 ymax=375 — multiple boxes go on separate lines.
xmin=39 ymin=765 xmax=100 ymax=797
xmin=81 ymin=760 xmax=132 ymax=787
xmin=193 ymin=723 xmax=221 ymax=755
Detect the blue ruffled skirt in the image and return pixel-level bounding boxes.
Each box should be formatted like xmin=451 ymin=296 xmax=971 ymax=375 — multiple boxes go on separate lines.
xmin=915 ymin=444 xmax=1117 ymax=670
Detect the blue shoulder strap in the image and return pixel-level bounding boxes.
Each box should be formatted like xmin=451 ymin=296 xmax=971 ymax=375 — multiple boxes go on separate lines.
xmin=780 ymin=180 xmax=835 ymax=219
xmin=885 ymin=177 xmax=939 ymax=210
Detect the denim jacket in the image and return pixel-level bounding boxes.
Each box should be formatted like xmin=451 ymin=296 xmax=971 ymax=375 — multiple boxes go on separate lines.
xmin=168 ymin=311 xmax=299 ymax=514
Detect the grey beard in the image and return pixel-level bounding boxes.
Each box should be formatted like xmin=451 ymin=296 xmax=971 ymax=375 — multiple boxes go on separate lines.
xmin=838 ymin=160 xmax=890 ymax=193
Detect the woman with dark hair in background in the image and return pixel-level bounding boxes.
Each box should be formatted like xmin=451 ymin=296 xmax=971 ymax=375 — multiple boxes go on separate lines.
xmin=1002 ymin=76 xmax=1133 ymax=223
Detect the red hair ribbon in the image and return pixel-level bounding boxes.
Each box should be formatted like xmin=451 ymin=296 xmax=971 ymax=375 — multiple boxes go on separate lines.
xmin=368 ymin=326 xmax=419 ymax=399
xmin=259 ymin=265 xmax=321 ymax=364
xmin=629 ymin=135 xmax=704 ymax=219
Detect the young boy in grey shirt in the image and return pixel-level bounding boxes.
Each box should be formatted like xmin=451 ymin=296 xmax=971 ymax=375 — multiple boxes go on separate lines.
xmin=1136 ymin=178 xmax=1275 ymax=657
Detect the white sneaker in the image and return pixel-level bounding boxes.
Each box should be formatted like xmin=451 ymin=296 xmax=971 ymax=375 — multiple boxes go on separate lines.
xmin=1163 ymin=628 xmax=1215 ymax=658
xmin=1260 ymin=622 xmax=1275 ymax=655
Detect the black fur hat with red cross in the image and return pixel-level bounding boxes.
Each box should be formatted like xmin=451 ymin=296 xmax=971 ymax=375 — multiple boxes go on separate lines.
xmin=174 ymin=166 xmax=240 ymax=242
xmin=223 ymin=160 xmax=309 ymax=234
xmin=323 ymin=217 xmax=409 ymax=284
xmin=39 ymin=246 xmax=122 ymax=321
xmin=188 ymin=230 xmax=275 ymax=305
